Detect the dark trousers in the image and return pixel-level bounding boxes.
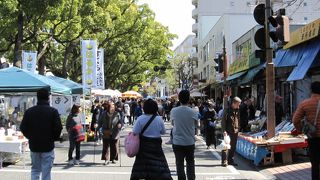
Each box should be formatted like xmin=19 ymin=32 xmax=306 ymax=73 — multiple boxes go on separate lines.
xmin=308 ymin=137 xmax=320 ymax=180
xmin=68 ymin=140 xmax=80 ymax=160
xmin=221 ymin=132 xmax=238 ymax=164
xmin=101 ymin=138 xmax=119 ymax=161
xmin=172 ymin=144 xmax=195 ymax=180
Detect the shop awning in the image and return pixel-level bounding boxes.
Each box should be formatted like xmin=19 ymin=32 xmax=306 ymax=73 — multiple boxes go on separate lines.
xmin=239 ymin=64 xmax=265 ymax=85
xmin=226 ymin=71 xmax=247 ymax=81
xmin=274 ymin=45 xmax=306 ymax=67
xmin=287 ymin=40 xmax=320 ymax=81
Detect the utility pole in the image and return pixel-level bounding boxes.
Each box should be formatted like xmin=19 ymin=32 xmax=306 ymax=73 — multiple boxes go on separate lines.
xmin=265 ymin=0 xmax=276 ymax=139
xmin=222 ymin=35 xmax=228 ymax=110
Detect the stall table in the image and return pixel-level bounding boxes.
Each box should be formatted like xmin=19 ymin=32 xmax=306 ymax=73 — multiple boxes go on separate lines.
xmin=0 ymin=138 xmax=28 ymax=168
xmin=236 ymin=134 xmax=307 ymax=166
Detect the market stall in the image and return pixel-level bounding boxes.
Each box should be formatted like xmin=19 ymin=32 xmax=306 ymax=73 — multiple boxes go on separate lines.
xmin=236 ymin=119 xmax=308 ymax=166
xmin=0 ymin=67 xmax=75 ymax=164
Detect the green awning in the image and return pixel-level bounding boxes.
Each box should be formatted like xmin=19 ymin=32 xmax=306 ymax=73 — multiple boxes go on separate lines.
xmin=226 ymin=71 xmax=247 ymax=81
xmin=239 ymin=64 xmax=265 ymax=85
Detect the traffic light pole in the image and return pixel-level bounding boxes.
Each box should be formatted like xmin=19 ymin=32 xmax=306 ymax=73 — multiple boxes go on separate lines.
xmin=222 ymin=36 xmax=228 ymax=110
xmin=265 ymin=0 xmax=276 ymax=139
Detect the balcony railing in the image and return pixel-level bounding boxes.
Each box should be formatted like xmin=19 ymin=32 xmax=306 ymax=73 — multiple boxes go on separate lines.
xmin=192 ymin=38 xmax=198 ymax=47
xmin=192 ymin=0 xmax=198 ymax=6
xmin=192 ymin=23 xmax=198 ymax=33
xmin=192 ymin=8 xmax=198 ymax=19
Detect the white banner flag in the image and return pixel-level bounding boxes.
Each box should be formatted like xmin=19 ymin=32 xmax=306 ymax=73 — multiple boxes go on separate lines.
xmin=96 ymin=48 xmax=105 ymax=89
xmin=81 ymin=40 xmax=97 ymax=88
xmin=22 ymin=51 xmax=37 ymax=73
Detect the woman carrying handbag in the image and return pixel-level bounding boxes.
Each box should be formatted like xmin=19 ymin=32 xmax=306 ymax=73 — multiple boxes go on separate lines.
xmin=130 ymin=99 xmax=172 ymax=180
xmin=66 ymin=104 xmax=84 ymax=165
xmin=98 ymin=101 xmax=122 ymax=165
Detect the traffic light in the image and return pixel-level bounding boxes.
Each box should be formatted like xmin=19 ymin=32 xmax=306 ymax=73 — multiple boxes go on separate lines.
xmin=268 ymin=13 xmax=290 ymax=45
xmin=154 ymin=66 xmax=167 ymax=72
xmin=214 ymin=54 xmax=223 ymax=73
xmin=153 ymin=66 xmax=160 ymax=72
xmin=253 ymin=4 xmax=266 ymax=59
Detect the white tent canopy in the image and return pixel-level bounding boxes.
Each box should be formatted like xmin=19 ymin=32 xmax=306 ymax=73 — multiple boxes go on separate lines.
xmin=91 ymin=89 xmax=122 ymax=97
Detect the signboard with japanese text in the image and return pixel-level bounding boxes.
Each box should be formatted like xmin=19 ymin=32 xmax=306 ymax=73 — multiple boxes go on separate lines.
xmin=52 ymin=95 xmax=72 ymax=116
xmin=284 ymin=18 xmax=320 ymax=49
xmin=22 ymin=51 xmax=37 ymax=73
xmin=72 ymin=94 xmax=81 ymax=104
xmin=96 ymin=48 xmax=105 ymax=89
xmin=81 ymin=40 xmax=97 ymax=88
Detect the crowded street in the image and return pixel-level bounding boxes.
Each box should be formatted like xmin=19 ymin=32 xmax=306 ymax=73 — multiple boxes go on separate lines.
xmin=1 ymin=122 xmax=277 ymax=180
xmin=0 ymin=0 xmax=319 ymax=180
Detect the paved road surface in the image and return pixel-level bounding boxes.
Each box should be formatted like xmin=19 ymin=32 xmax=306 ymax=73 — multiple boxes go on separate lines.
xmin=1 ymin=122 xmax=275 ymax=180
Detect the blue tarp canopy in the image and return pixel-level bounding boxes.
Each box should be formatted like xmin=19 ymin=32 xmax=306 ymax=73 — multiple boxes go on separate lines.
xmin=287 ymin=39 xmax=320 ymax=81
xmin=274 ymin=45 xmax=306 ymax=67
xmin=0 ymin=67 xmax=72 ymax=95
xmin=47 ymin=75 xmax=83 ymax=94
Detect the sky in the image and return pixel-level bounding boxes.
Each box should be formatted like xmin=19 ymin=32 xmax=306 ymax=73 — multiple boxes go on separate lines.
xmin=138 ymin=0 xmax=194 ymax=50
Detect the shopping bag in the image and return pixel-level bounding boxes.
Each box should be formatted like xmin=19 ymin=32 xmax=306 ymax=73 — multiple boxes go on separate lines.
xmin=73 ymin=124 xmax=85 ymax=142
xmin=124 ymin=132 xmax=140 ymax=157
xmin=217 ymin=132 xmax=231 ymax=150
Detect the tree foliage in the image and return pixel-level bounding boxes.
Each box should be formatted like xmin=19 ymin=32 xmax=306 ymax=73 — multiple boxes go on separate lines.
xmin=0 ymin=0 xmax=175 ymax=91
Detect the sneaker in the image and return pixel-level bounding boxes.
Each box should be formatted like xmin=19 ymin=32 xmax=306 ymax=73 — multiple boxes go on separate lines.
xmin=221 ymin=162 xmax=228 ymax=167
xmin=111 ymin=160 xmax=116 ymax=164
xmin=68 ymin=160 xmax=74 ymax=165
xmin=103 ymin=161 xmax=109 ymax=165
xmin=165 ymin=140 xmax=172 ymax=145
xmin=74 ymin=160 xmax=80 ymax=165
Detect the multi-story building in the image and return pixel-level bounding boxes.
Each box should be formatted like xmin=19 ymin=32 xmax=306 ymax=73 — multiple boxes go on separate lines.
xmin=192 ymin=0 xmax=320 ymax=98
xmin=260 ymin=0 xmax=320 ymax=24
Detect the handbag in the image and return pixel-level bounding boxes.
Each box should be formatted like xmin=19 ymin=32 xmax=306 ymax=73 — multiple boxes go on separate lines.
xmin=73 ymin=124 xmax=85 ymax=142
xmin=125 ymin=114 xmax=156 ymax=158
xmin=301 ymin=100 xmax=320 ymax=139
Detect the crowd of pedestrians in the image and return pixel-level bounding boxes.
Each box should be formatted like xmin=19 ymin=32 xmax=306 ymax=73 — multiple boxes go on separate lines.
xmin=19 ymin=83 xmax=320 ymax=180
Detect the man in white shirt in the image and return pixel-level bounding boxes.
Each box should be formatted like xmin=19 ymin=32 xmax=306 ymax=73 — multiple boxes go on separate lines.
xmin=171 ymin=90 xmax=198 ymax=180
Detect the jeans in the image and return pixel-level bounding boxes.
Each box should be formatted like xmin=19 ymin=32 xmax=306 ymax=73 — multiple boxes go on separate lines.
xmin=172 ymin=144 xmax=195 ymax=180
xmin=30 ymin=150 xmax=54 ymax=180
xmin=68 ymin=140 xmax=81 ymax=160
xmin=308 ymin=137 xmax=320 ymax=180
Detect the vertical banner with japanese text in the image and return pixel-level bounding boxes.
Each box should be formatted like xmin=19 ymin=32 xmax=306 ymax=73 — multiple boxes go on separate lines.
xmin=22 ymin=51 xmax=37 ymax=73
xmin=96 ymin=48 xmax=105 ymax=89
xmin=81 ymin=40 xmax=97 ymax=88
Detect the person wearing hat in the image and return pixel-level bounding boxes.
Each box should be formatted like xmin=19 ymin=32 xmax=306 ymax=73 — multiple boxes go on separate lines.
xmin=66 ymin=103 xmax=83 ymax=165
xmin=221 ymin=96 xmax=241 ymax=167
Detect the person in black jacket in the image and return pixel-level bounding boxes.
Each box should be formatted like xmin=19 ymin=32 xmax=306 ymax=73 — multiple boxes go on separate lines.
xmin=204 ymin=102 xmax=217 ymax=149
xmin=20 ymin=88 xmax=62 ymax=180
